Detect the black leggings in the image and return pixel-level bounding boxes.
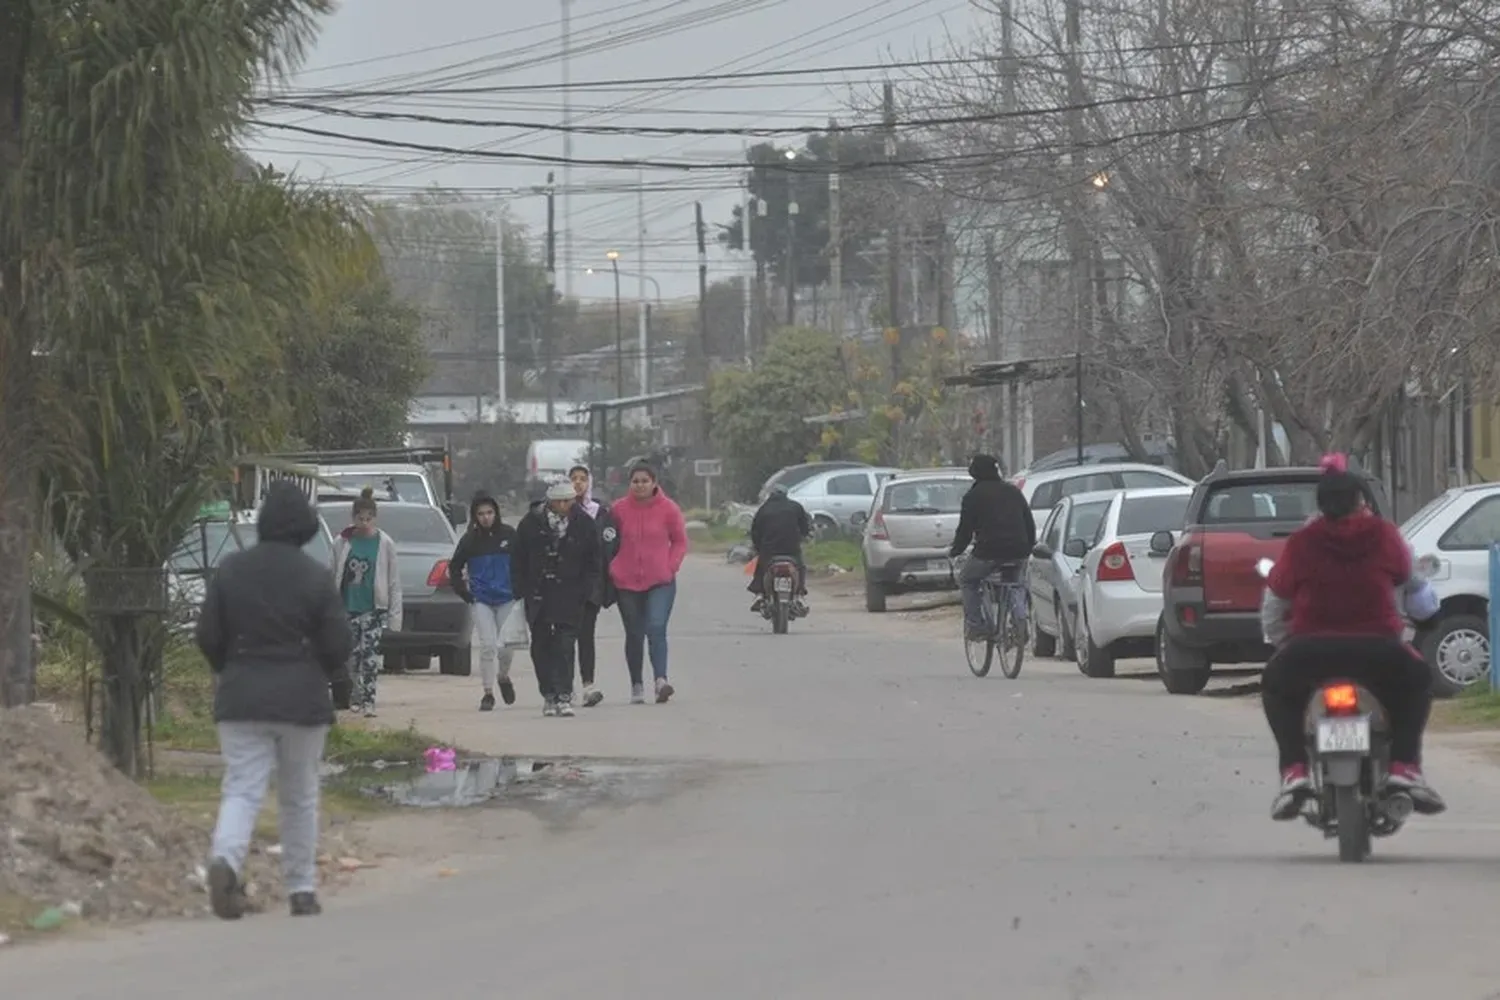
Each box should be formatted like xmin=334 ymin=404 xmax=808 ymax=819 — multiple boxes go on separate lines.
xmin=577 ymin=603 xmax=600 ymax=687
xmin=1261 ymin=636 xmax=1432 ymax=770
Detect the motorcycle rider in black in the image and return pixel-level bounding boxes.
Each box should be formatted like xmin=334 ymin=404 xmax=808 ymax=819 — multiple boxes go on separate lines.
xmin=748 ymin=483 xmax=812 ymax=613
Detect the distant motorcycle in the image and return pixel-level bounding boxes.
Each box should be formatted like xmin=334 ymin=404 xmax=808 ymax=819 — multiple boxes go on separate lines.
xmin=759 ymin=556 xmax=807 ymax=635
xmin=1255 ymin=557 xmax=1414 ymax=862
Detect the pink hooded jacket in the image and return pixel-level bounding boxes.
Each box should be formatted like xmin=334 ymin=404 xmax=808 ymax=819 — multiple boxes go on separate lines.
xmin=608 ymin=487 xmax=689 ymax=592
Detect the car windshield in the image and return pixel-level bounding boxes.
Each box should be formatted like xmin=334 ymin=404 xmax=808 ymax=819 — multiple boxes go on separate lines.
xmin=1068 ymin=500 xmax=1110 ymax=543
xmin=169 ymin=521 xmax=330 ymax=571
xmin=321 ymin=472 xmax=430 ymax=504
xmin=1118 ymin=495 xmax=1190 ymax=535
xmin=1202 ymin=482 xmax=1319 ymax=522
xmin=883 ymin=479 xmax=966 ymax=514
xmin=321 ymin=504 xmax=453 ymax=545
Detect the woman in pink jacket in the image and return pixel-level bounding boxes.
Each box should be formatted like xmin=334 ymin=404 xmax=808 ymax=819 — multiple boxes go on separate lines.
xmin=609 ymin=463 xmax=689 ymax=703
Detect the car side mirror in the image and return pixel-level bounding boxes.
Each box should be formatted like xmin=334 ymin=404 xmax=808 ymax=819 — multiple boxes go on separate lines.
xmin=851 ymin=510 xmax=868 ymax=527
xmin=447 ymin=501 xmax=469 ymax=526
xmin=1031 ymin=543 xmax=1053 ymax=560
xmin=1062 ymin=538 xmax=1088 ymax=559
xmin=1149 ymin=530 xmax=1174 ymax=555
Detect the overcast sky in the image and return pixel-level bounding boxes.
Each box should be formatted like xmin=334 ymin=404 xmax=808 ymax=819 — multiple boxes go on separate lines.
xmin=246 ymin=0 xmax=979 ymax=302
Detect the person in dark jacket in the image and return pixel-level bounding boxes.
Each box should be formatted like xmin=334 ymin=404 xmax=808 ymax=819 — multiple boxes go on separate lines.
xmin=196 ymin=481 xmax=354 ymax=921
xmin=569 ymin=464 xmax=616 ymax=708
xmin=512 ymin=480 xmax=600 ymax=716
xmin=449 ymin=490 xmax=520 ymax=712
xmin=748 ymin=483 xmax=812 ymax=612
xmin=1260 ymin=459 xmax=1443 ymax=820
xmin=949 ymin=454 xmax=1036 ymax=642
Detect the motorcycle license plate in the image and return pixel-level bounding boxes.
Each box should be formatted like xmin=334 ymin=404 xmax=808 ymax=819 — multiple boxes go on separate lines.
xmin=773 ymin=577 xmax=793 ymax=593
xmin=1316 ymin=717 xmax=1371 ymax=754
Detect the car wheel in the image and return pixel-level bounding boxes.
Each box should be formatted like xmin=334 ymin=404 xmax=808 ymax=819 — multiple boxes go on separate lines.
xmin=1419 ymin=613 xmax=1489 ymax=698
xmin=1157 ymin=617 xmax=1212 ymax=695
xmin=1058 ymin=604 xmax=1077 ymax=661
xmin=438 ymin=647 xmax=473 ymax=677
xmin=813 ymin=514 xmax=839 ymax=540
xmin=381 ymin=653 xmax=406 ymax=674
xmin=1074 ymin=604 xmax=1117 ymax=679
xmin=1033 ymin=620 xmax=1057 ymax=658
xmin=864 ymin=577 xmax=888 ymax=613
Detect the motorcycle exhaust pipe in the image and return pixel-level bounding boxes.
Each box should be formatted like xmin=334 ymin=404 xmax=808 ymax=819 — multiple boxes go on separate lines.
xmin=1382 ymin=791 xmax=1414 ymax=823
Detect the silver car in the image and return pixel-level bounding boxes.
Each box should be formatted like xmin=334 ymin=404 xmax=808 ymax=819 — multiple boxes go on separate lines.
xmin=858 ymin=470 xmax=969 ymax=613
xmin=1025 ymin=490 xmax=1118 ymax=659
xmin=788 ymin=466 xmax=899 ymax=538
xmin=1015 ymin=462 xmax=1195 ymax=535
xmin=1070 ymin=486 xmax=1192 ymax=678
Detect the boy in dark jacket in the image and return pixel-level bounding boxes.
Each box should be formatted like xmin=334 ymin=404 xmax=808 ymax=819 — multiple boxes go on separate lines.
xmin=512 ymin=481 xmax=600 ymax=717
xmin=197 ymin=481 xmax=353 ymax=920
xmin=950 ymin=454 xmax=1035 ymax=642
xmin=448 ymin=491 xmax=519 ymax=711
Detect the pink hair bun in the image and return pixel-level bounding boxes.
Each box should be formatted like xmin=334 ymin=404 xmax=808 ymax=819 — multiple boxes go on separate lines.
xmin=1319 ymin=453 xmax=1348 ymax=473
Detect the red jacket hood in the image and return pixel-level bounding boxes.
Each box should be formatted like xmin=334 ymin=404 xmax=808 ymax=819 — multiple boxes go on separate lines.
xmin=1297 ymin=510 xmax=1388 ymax=561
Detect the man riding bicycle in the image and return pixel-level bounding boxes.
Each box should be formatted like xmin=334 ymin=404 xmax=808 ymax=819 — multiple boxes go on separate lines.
xmin=949 ymin=454 xmax=1035 ymax=643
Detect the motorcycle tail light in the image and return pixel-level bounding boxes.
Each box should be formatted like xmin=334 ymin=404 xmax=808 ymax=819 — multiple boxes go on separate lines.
xmin=1322 ymin=683 xmax=1360 ymax=715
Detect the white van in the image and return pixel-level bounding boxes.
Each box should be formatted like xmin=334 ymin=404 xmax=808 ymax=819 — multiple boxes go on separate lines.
xmin=526 ymin=439 xmax=591 ymax=486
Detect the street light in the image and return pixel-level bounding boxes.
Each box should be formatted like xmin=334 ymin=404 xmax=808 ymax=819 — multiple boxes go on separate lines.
xmin=783 ymin=148 xmax=799 ymax=326
xmin=606 ymin=250 xmax=623 ymax=398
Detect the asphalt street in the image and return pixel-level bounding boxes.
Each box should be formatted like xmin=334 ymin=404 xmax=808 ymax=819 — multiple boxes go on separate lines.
xmin=9 ymin=557 xmax=1500 ymax=999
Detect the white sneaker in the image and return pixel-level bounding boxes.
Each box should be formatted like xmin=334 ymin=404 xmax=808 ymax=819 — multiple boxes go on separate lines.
xmin=542 ymin=700 xmax=558 ymax=718
xmin=582 ymin=686 xmax=604 ymax=708
xmin=556 ymin=697 xmax=575 ymax=718
xmin=630 ymin=684 xmax=646 ymax=704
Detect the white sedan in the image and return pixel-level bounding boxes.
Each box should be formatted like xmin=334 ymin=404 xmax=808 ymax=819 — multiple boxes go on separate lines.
xmin=1070 ymin=487 xmax=1193 ymax=678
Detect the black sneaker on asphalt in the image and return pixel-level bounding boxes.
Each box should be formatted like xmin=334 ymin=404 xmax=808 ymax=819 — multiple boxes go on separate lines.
xmin=582 ymin=688 xmax=604 ymax=708
xmin=208 ymin=857 xmax=245 ymax=921
xmin=499 ymin=679 xmax=517 ymax=705
xmin=479 ymin=692 xmax=496 ymax=712
xmin=289 ymin=892 xmax=322 ymax=917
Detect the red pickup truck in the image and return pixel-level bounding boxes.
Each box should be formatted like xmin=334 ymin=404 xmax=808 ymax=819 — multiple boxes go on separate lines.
xmin=1156 ymin=464 xmax=1390 ymax=694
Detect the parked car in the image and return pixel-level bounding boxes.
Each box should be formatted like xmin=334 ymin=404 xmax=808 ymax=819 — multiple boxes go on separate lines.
xmin=858 ymin=469 xmax=970 ymax=613
xmin=1013 ymin=462 xmax=1196 ymax=534
xmin=318 ymin=498 xmax=474 ymax=676
xmin=1157 ymin=464 xmax=1389 ymax=695
xmin=1026 ymin=490 xmax=1118 ymax=659
xmin=1070 ymin=487 xmax=1193 ymax=677
xmin=757 ymin=461 xmax=870 ymax=504
xmin=165 ymin=505 xmax=334 ymax=632
xmin=787 ymin=466 xmax=898 ymax=538
xmin=1402 ymin=482 xmax=1500 ymax=695
xmin=1026 ymin=438 xmax=1176 ymax=474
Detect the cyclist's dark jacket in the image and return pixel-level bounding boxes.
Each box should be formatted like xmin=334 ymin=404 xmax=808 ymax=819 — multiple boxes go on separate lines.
xmin=949 ymin=469 xmax=1035 ymax=562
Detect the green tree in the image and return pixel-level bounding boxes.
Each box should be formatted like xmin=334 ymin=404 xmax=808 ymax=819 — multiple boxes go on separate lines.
xmin=706 ymin=327 xmax=849 ymax=500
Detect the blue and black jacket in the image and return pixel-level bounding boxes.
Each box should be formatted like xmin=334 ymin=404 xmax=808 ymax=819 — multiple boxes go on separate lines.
xmin=448 ymin=492 xmax=517 ymax=606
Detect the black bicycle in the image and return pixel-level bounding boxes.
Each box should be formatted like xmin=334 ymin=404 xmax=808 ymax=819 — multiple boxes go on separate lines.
xmin=957 ymin=558 xmax=1029 ymax=679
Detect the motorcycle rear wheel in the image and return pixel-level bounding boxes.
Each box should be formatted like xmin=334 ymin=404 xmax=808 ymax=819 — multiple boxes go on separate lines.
xmin=1335 ymin=784 xmax=1371 ymax=862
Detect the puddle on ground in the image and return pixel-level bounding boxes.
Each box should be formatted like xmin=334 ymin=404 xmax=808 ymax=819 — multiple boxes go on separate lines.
xmin=326 ymin=757 xmax=693 ymax=814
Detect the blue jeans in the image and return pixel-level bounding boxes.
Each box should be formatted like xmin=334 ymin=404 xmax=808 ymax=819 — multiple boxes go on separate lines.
xmin=617 ymin=581 xmax=677 ymax=685
xmin=960 ymin=558 xmax=1025 ymax=636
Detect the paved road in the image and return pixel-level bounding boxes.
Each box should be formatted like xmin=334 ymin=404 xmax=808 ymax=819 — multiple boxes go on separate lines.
xmin=11 ymin=558 xmax=1500 ymax=999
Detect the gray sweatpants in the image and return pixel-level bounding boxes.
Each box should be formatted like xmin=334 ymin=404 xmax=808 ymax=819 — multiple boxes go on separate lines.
xmin=210 ymin=721 xmax=328 ymax=895
xmin=471 ymin=601 xmax=517 ymax=690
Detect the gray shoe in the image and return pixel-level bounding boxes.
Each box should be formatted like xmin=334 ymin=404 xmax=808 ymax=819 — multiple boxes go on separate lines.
xmin=542 ymin=699 xmax=558 ymax=718
xmin=630 ymin=684 xmax=646 ymax=704
xmin=556 ymin=696 xmax=575 ymax=717
xmin=582 ymin=686 xmax=604 ymax=708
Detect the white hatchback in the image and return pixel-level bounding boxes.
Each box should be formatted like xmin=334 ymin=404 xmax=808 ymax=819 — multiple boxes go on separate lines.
xmin=1014 ymin=462 xmax=1195 ymax=536
xmin=1070 ymin=487 xmax=1194 ymax=678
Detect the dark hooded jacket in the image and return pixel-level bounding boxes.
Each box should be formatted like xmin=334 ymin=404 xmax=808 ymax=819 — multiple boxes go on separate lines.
xmin=1267 ymin=511 xmax=1410 ymax=639
xmin=949 ymin=455 xmax=1036 ymax=562
xmin=513 ymin=500 xmax=600 ymax=629
xmin=197 ymin=481 xmax=354 ymax=727
xmin=448 ymin=491 xmax=518 ymax=606
xmin=751 ymin=492 xmax=811 ymax=559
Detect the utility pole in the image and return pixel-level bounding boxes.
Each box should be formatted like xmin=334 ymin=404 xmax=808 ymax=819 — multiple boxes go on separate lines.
xmin=741 ymin=149 xmax=753 ymax=363
xmin=636 ymin=169 xmax=648 ymax=395
xmin=883 ymin=82 xmax=902 ymax=383
xmin=696 ymin=202 xmax=710 ymax=374
xmin=1064 ymin=0 xmax=1087 ymax=465
xmin=784 ymin=153 xmax=798 ymax=327
xmin=560 ymin=0 xmax=574 ymax=314
xmin=828 ymin=118 xmax=843 ymax=339
xmin=493 ymin=210 xmax=507 ymax=408
xmin=544 ymin=173 xmax=556 ymax=426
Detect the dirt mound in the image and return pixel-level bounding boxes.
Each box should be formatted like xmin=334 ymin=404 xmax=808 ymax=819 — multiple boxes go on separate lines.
xmin=0 ymin=706 xmax=287 ymax=926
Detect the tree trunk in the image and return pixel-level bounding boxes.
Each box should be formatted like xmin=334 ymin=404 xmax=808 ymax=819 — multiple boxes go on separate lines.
xmin=96 ymin=614 xmax=152 ymax=778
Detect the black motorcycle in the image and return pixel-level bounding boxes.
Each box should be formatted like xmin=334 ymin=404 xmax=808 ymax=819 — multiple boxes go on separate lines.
xmin=759 ymin=556 xmax=807 ymax=635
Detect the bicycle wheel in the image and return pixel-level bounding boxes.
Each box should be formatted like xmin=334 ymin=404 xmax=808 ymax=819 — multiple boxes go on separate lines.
xmin=965 ymin=586 xmax=996 ymax=677
xmin=999 ymin=588 xmax=1025 ymax=679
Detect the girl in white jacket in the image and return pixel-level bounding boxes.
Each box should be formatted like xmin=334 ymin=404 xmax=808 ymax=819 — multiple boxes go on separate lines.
xmin=330 ymin=488 xmax=403 ymax=717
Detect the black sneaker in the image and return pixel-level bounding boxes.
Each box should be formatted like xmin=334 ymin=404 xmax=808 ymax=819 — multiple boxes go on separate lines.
xmin=750 ymin=597 xmax=766 ymax=613
xmin=289 ymin=892 xmax=322 ymax=917
xmin=208 ymin=857 xmax=245 ymax=920
xmin=479 ymin=692 xmax=496 ymax=712
xmin=499 ymin=680 xmax=517 ymax=705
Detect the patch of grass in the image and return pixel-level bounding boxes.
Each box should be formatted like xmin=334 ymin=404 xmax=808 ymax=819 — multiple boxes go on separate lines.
xmin=1432 ymin=683 xmax=1500 ymax=729
xmin=687 ymin=522 xmax=747 ymax=550
xmin=806 ymin=539 xmax=862 ymax=573
xmin=146 ymin=773 xmax=386 ymax=841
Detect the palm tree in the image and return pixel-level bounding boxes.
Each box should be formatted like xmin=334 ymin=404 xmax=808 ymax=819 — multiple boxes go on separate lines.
xmin=0 ymin=0 xmax=335 ymax=762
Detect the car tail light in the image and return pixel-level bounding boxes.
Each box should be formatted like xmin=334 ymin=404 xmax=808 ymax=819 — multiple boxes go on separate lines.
xmin=1169 ymin=533 xmax=1203 ymax=586
xmin=427 ymin=560 xmax=450 ymax=588
xmin=1322 ymin=683 xmax=1360 ymax=716
xmin=869 ymin=511 xmax=889 ymax=540
xmin=1096 ymin=541 xmax=1134 ymax=582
